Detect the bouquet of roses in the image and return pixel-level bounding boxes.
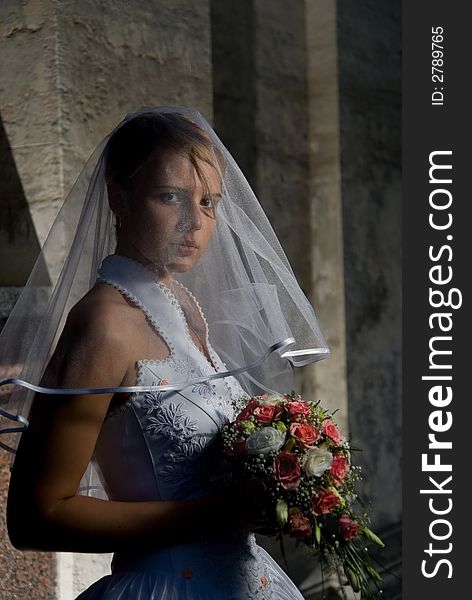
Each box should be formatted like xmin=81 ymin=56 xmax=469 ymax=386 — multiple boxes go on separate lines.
xmin=220 ymin=391 xmax=385 ymax=600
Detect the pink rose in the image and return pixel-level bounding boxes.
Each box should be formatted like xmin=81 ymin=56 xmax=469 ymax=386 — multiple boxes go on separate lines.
xmin=289 ymin=422 xmax=320 ymax=448
xmin=311 ymin=489 xmax=341 ymax=515
xmin=330 ymin=454 xmax=350 ymax=486
xmin=272 ymin=404 xmax=283 ymax=421
xmin=273 ymin=451 xmax=302 ymax=490
xmin=338 ymin=515 xmax=361 ymax=541
xmin=284 ymin=400 xmax=311 ymax=421
xmin=236 ymin=398 xmax=259 ymax=422
xmin=288 ymin=507 xmax=312 ymax=541
xmin=322 ymin=419 xmax=342 ymax=445
xmin=253 ymin=404 xmax=278 ymax=423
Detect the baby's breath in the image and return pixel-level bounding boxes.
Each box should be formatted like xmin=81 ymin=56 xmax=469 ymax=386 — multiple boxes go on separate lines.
xmin=219 ymin=392 xmax=384 ymax=599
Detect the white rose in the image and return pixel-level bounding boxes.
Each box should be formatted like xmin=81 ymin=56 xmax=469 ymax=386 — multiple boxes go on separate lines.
xmin=303 ymin=445 xmax=333 ymax=477
xmin=245 ymin=426 xmax=286 ymax=455
xmin=258 ymin=394 xmax=284 ymax=406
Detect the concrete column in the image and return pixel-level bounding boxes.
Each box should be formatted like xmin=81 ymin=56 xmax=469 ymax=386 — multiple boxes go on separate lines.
xmin=211 ymin=1 xmax=351 ymax=597
xmin=305 ymin=0 xmax=348 ymax=430
xmin=337 ymin=0 xmax=402 ymax=596
xmin=0 ymin=1 xmax=213 ymax=597
xmin=1 ymin=0 xmax=213 ymax=274
xmin=1 ymin=2 xmax=62 ymax=596
xmin=298 ymin=2 xmax=352 ymax=597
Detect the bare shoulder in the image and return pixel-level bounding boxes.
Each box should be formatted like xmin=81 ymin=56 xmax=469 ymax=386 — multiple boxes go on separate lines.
xmin=66 ymin=281 xmax=141 ymax=347
xmin=37 ymin=282 xmax=143 ymax=392
xmin=54 ymin=281 xmax=168 ymax=383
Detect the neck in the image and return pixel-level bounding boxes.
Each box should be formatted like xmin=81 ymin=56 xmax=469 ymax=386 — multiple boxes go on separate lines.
xmin=114 ymin=237 xmax=173 ymax=288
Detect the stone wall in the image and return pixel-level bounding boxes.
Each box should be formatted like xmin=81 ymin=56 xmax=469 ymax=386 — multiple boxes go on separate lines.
xmin=0 ymin=1 xmax=213 ymax=597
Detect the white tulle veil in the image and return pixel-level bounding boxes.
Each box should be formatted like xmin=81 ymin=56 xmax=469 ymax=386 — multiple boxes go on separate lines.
xmin=0 ymin=106 xmax=330 ymax=498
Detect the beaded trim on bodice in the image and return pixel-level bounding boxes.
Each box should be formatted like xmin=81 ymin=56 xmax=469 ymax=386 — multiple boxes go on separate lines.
xmin=94 ymin=254 xmax=245 ymax=421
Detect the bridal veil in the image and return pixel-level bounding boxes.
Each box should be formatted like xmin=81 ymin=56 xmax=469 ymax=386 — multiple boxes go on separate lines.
xmin=0 ymin=106 xmax=330 ymax=499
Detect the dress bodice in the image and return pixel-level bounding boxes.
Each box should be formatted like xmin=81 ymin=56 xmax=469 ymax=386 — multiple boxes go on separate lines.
xmin=93 ymin=254 xmax=246 ymax=504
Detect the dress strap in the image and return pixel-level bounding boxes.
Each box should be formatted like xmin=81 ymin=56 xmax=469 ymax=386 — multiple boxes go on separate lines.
xmin=96 ymin=254 xmax=187 ymax=354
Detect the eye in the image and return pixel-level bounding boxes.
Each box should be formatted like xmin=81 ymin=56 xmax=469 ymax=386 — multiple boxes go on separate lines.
xmin=201 ymin=195 xmax=221 ymax=209
xmin=157 ymin=192 xmax=183 ymax=204
xmin=200 ymin=195 xmax=221 ymax=219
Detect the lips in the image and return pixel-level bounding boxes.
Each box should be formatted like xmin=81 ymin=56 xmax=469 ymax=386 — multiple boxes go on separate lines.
xmin=174 ymin=239 xmax=198 ymax=256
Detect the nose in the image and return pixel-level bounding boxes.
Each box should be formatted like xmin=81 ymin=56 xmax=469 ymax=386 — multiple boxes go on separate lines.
xmin=180 ymin=197 xmax=202 ymax=231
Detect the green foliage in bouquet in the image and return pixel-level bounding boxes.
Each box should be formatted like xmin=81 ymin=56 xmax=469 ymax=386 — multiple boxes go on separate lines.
xmin=220 ymin=391 xmax=385 ymax=600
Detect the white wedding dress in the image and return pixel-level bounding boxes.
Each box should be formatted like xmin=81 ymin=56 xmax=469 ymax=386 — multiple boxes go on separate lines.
xmin=75 ymin=254 xmax=305 ymax=600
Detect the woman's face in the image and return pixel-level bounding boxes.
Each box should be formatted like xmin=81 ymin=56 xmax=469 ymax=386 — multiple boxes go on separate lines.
xmin=118 ymin=147 xmax=221 ymax=274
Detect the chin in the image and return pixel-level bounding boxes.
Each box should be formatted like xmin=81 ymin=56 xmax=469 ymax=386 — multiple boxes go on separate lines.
xmin=168 ymin=258 xmax=199 ymax=273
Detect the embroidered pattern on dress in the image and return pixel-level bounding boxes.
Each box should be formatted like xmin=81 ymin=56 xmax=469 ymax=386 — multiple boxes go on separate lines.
xmin=146 ymin=401 xmax=198 ymax=440
xmin=162 ymin=434 xmax=210 ymax=462
xmin=190 ymin=535 xmax=274 ymax=599
xmin=192 ymin=380 xmax=213 ymax=396
xmin=156 ymin=433 xmax=226 ymax=499
xmin=167 ymin=355 xmax=211 ymax=382
xmin=157 ymin=460 xmax=207 ymax=499
xmin=144 ymin=384 xmax=221 ymax=462
xmin=205 ymin=383 xmax=235 ymax=423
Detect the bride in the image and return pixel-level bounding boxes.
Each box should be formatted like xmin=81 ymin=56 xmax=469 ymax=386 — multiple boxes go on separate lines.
xmin=2 ymin=107 xmax=330 ymax=599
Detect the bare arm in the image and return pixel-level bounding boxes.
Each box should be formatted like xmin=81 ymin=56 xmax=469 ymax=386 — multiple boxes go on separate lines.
xmin=7 ymin=300 xmax=233 ymax=553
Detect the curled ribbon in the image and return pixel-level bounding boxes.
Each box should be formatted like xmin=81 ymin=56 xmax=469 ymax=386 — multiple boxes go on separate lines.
xmin=0 ymin=337 xmax=330 ymax=453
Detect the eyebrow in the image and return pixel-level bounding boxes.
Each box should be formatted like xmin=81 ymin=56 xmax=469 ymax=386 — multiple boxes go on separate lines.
xmin=151 ymin=185 xmax=222 ymax=198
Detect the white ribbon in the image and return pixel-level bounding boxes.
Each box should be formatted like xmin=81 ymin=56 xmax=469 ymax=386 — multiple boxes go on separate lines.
xmin=0 ymin=337 xmax=330 ymax=452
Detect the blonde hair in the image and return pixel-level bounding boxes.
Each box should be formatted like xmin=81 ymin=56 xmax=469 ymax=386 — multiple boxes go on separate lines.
xmin=104 ymin=111 xmax=224 ymax=197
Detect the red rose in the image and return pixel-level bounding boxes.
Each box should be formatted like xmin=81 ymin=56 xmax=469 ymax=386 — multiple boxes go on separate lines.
xmin=225 ymin=437 xmax=247 ymax=458
xmin=273 ymin=451 xmax=302 ymax=490
xmin=311 ymin=489 xmax=341 ymax=515
xmin=322 ymin=419 xmax=342 ymax=444
xmin=338 ymin=515 xmax=361 ymax=541
xmin=289 ymin=422 xmax=320 ymax=448
xmin=284 ymin=400 xmax=311 ymax=421
xmin=330 ymin=454 xmax=350 ymax=486
xmin=288 ymin=507 xmax=312 ymax=541
xmin=272 ymin=404 xmax=283 ymax=421
xmin=253 ymin=403 xmax=284 ymax=423
xmin=253 ymin=404 xmax=276 ymax=423
xmin=236 ymin=398 xmax=259 ymax=422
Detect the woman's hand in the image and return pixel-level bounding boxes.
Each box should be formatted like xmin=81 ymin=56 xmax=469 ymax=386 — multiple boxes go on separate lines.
xmin=200 ymin=479 xmax=280 ymax=538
